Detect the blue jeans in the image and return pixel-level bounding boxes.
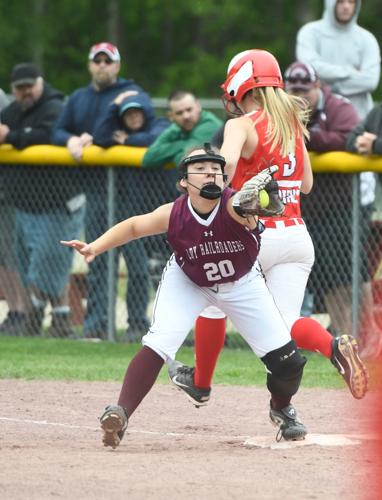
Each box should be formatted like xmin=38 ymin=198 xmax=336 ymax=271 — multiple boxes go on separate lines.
xmin=16 ymin=206 xmax=85 ymax=298
xmin=84 ymin=169 xmax=151 ymax=334
xmin=0 ymin=201 xmax=18 ymax=269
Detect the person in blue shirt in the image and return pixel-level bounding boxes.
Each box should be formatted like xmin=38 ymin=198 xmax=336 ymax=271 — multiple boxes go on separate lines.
xmin=93 ymin=90 xmax=169 ymax=148
xmin=52 ymin=42 xmax=154 ymax=341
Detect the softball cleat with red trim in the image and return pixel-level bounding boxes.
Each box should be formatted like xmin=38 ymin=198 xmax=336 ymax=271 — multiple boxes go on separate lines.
xmin=100 ymin=405 xmax=128 ymax=449
xmin=168 ymin=360 xmax=211 ymax=408
xmin=331 ymin=334 xmax=368 ymax=399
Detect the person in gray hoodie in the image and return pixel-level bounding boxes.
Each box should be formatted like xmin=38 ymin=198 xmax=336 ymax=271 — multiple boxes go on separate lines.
xmin=296 ymin=1 xmax=381 ymax=356
xmin=296 ymin=0 xmax=380 ymax=120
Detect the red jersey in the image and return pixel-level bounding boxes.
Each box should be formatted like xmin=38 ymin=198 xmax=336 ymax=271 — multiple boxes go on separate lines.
xmin=231 ymin=111 xmax=305 ymax=224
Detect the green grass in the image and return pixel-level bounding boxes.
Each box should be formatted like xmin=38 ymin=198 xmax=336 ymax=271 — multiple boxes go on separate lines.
xmin=0 ymin=336 xmax=352 ymax=389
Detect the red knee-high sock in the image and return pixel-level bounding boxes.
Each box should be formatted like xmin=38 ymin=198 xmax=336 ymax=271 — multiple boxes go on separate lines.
xmin=118 ymin=346 xmax=164 ymax=417
xmin=290 ymin=317 xmax=333 ymax=358
xmin=194 ymin=316 xmax=226 ymax=389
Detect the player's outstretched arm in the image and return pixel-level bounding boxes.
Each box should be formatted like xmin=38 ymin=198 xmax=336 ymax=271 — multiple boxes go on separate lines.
xmin=61 ymin=203 xmax=173 ymax=262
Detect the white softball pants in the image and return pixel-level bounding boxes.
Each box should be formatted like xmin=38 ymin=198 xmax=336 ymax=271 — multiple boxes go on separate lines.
xmin=142 ymin=256 xmax=291 ymax=361
xmin=200 ymin=224 xmax=315 ymax=331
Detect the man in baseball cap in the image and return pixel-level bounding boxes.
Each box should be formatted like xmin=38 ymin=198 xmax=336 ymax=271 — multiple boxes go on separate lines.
xmin=10 ymin=62 xmax=42 ymax=87
xmin=88 ymin=42 xmax=120 ymax=62
xmin=8 ymin=63 xmax=44 ymax=114
xmin=284 ymin=59 xmax=361 ymax=358
xmin=52 ymin=41 xmax=155 ymax=341
xmin=284 ymin=61 xmax=318 ymax=93
xmin=284 ymin=60 xmax=358 ymax=151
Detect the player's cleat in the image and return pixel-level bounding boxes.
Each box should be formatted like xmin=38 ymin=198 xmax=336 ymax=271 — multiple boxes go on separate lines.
xmin=167 ymin=360 xmax=211 ymax=408
xmin=269 ymin=402 xmax=307 ymax=442
xmin=331 ymin=334 xmax=368 ymax=399
xmin=100 ymin=404 xmax=128 ymax=449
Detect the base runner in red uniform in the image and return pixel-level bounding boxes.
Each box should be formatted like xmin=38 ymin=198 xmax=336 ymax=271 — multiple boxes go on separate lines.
xmin=169 ymin=49 xmax=368 ymax=409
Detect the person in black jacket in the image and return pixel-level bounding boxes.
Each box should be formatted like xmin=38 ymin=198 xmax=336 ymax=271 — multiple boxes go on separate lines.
xmin=346 ymin=104 xmax=382 ymax=358
xmin=347 ymin=104 xmax=382 ymax=156
xmin=0 ymin=89 xmax=24 ymax=337
xmin=0 ymin=63 xmax=84 ymax=337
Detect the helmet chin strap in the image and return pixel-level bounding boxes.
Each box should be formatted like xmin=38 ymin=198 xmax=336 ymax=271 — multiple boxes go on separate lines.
xmin=186 ymin=180 xmax=224 ymax=200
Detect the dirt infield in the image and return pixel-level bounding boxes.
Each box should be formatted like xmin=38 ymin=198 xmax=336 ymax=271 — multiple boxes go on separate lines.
xmin=0 ymin=379 xmax=380 ymax=500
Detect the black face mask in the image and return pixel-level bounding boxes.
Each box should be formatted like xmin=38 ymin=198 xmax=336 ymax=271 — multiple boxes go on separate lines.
xmin=185 ymin=175 xmax=227 ymax=200
xmin=199 ymin=181 xmax=224 ymax=200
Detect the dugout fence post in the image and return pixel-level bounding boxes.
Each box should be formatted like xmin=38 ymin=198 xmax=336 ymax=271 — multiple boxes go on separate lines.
xmin=106 ymin=166 xmax=116 ymax=342
xmin=351 ymin=173 xmax=361 ymax=338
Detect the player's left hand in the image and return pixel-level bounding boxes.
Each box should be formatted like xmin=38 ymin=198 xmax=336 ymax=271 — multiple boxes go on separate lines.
xmin=240 ymin=165 xmax=279 ymax=195
xmin=232 ymin=165 xmax=284 ymax=216
xmin=60 ymin=239 xmax=96 ymax=263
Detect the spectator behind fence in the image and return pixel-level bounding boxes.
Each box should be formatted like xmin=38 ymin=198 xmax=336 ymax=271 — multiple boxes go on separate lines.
xmin=93 ymin=89 xmax=169 ymax=148
xmin=52 ymin=42 xmax=154 ymax=341
xmin=296 ymin=0 xmax=379 ymax=230
xmin=296 ymin=0 xmax=381 ymax=350
xmin=347 ymin=105 xmax=382 ymax=357
xmin=142 ymin=90 xmax=223 ymax=170
xmin=284 ymin=61 xmax=360 ymax=151
xmin=0 ymin=62 xmax=84 ymax=337
xmin=0 ymin=88 xmax=8 ymax=109
xmin=296 ymin=0 xmax=380 ymax=121
xmin=0 ymin=88 xmax=27 ymax=336
xmin=93 ymin=90 xmax=170 ymax=341
xmin=141 ymin=90 xmax=224 ymax=289
xmin=283 ymin=61 xmax=362 ymax=332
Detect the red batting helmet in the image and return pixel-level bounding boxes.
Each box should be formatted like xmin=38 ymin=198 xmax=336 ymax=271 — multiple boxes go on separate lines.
xmin=221 ymin=49 xmax=283 ymax=105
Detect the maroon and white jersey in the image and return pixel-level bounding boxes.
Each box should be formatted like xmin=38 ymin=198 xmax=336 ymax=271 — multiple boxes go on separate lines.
xmin=167 ymin=188 xmax=261 ymax=287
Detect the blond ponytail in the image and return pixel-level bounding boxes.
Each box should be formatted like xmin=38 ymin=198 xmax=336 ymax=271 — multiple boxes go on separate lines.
xmin=252 ymin=87 xmax=309 ymax=157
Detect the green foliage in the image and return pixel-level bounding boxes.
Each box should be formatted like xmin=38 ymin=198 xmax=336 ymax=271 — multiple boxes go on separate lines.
xmin=0 ymin=0 xmax=380 ymax=100
xmin=0 ymin=336 xmax=350 ymax=390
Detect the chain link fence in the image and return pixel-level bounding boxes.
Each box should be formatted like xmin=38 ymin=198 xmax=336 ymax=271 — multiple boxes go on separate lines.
xmin=301 ymin=171 xmax=382 ymax=354
xmin=0 ymin=148 xmax=381 ymax=350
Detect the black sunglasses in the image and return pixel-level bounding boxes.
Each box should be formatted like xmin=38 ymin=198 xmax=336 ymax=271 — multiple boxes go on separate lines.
xmin=93 ymin=58 xmax=114 ymax=65
xmin=285 ymin=76 xmax=313 ymax=84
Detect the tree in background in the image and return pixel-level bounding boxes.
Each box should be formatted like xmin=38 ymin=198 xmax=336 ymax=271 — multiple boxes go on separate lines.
xmin=0 ymin=0 xmax=380 ymax=100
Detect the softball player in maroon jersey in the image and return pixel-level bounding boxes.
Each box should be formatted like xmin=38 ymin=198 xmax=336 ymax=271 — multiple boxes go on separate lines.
xmin=170 ymin=49 xmax=368 ymax=406
xmin=62 ymin=145 xmax=308 ymax=447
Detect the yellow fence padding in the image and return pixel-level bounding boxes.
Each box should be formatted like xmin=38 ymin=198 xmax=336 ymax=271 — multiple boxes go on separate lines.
xmin=1 ymin=144 xmax=382 ymax=173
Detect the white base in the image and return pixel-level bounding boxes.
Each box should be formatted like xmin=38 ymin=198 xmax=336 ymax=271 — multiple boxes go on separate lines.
xmin=244 ymin=433 xmax=379 ymax=449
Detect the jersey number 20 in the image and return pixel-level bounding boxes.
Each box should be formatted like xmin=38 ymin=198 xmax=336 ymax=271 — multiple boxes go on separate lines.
xmin=204 ymin=260 xmax=235 ymax=281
